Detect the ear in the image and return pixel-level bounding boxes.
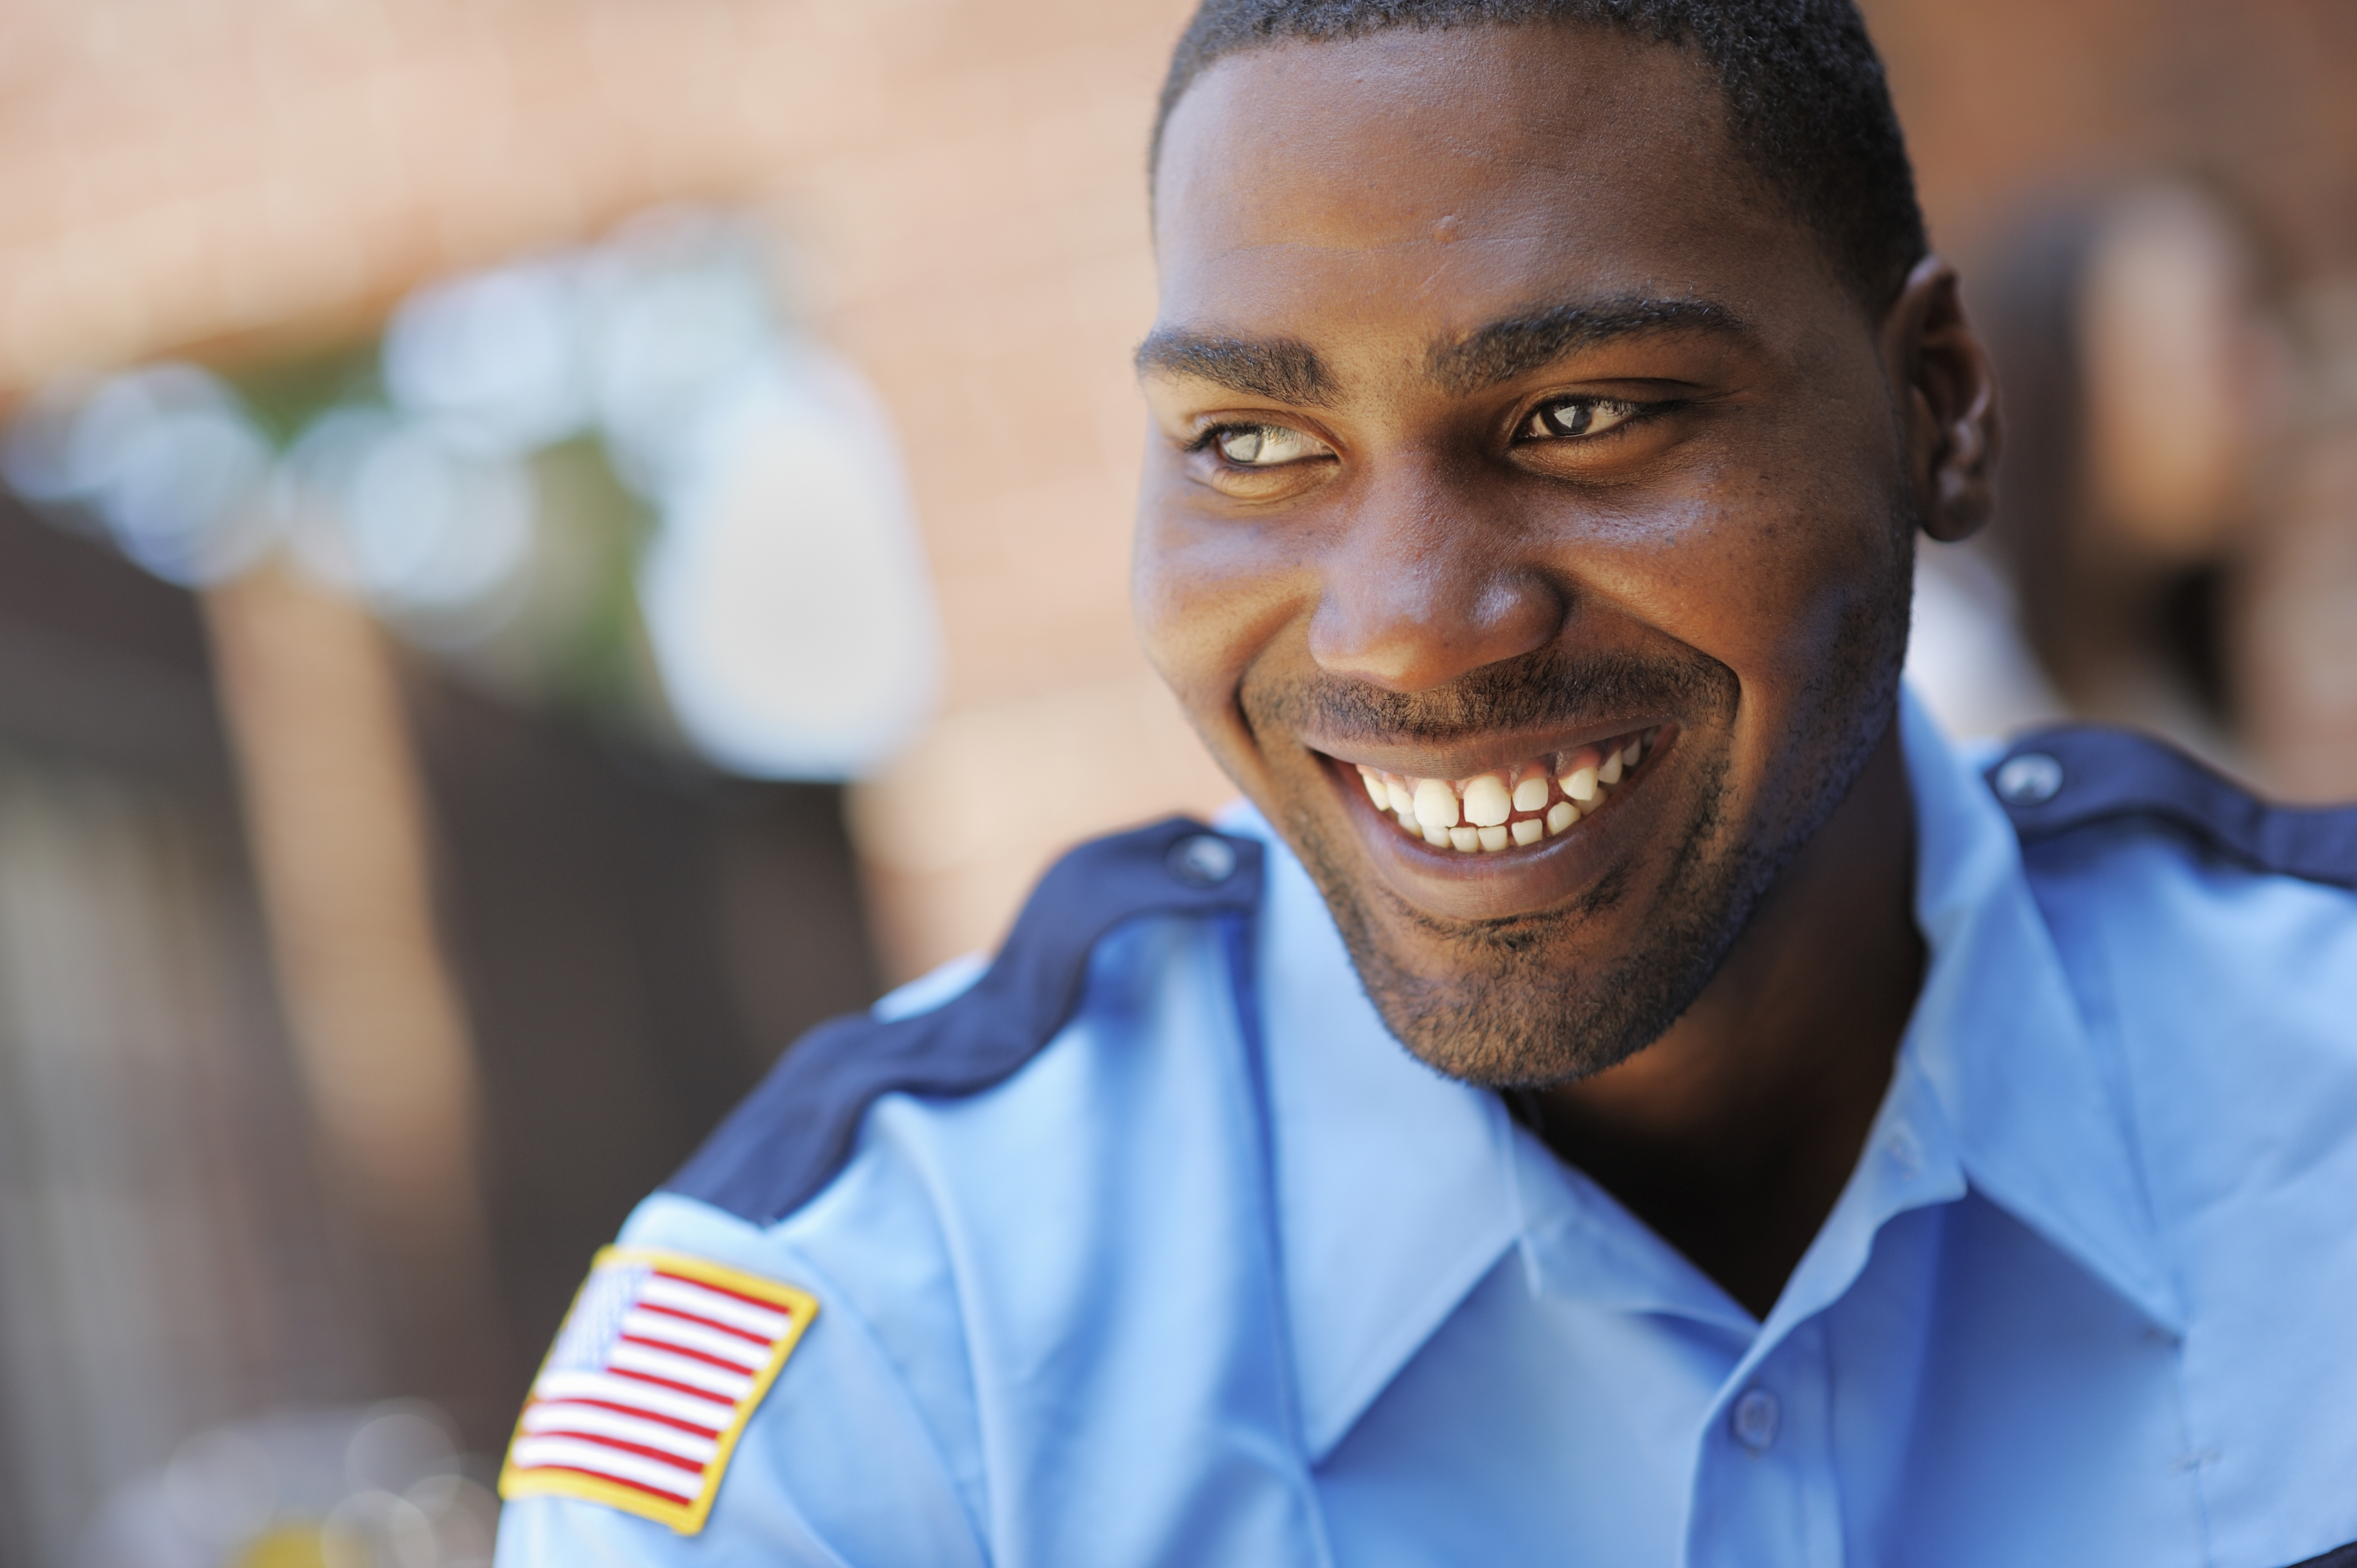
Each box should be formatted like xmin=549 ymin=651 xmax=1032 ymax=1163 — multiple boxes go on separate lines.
xmin=1882 ymin=256 xmax=2001 ymax=543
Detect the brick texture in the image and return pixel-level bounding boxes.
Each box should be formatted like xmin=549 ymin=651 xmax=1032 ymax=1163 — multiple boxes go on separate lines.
xmin=4 ymin=0 xmax=2352 ymax=973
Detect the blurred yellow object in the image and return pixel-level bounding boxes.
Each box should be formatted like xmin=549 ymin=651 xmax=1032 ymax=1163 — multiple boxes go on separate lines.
xmin=232 ymin=1526 xmax=330 ymax=1568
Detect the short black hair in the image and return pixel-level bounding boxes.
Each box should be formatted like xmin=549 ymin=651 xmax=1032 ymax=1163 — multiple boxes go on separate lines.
xmin=1154 ymin=0 xmax=1928 ymax=311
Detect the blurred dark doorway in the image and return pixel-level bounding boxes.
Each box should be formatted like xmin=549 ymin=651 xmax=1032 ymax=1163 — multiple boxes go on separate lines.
xmin=0 ymin=490 xmax=880 ymax=1563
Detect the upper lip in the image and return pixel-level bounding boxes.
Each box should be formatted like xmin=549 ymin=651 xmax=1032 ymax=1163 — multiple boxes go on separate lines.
xmin=1306 ymin=719 xmax=1664 ymax=780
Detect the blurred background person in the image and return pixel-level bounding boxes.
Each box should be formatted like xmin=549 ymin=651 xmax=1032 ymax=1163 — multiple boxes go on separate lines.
xmin=1907 ymin=167 xmax=2357 ymax=806
xmin=1907 ymin=176 xmax=2296 ymax=767
xmin=2232 ymin=250 xmax=2357 ymax=800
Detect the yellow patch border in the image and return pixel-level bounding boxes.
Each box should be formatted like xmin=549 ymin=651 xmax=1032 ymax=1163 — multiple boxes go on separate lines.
xmin=498 ymin=1245 xmax=819 ymax=1535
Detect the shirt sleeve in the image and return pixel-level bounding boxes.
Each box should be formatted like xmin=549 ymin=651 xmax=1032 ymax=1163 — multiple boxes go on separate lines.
xmin=495 ymin=1486 xmax=855 ymax=1568
xmin=495 ymin=1204 xmax=989 ymax=1568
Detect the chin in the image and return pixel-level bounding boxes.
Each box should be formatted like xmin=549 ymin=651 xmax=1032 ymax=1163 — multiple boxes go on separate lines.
xmin=1287 ymin=736 xmax=1767 ymax=1088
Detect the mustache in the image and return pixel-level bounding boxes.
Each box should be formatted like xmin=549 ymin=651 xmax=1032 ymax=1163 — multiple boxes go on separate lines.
xmin=1242 ymin=645 xmax=1737 ymax=749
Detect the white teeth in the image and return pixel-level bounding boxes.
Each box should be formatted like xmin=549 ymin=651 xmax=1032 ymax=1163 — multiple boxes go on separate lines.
xmin=1462 ymin=774 xmax=1512 ymax=828
xmin=1412 ymin=778 xmax=1460 ymax=831
xmin=1377 ymin=735 xmax=1659 ymax=851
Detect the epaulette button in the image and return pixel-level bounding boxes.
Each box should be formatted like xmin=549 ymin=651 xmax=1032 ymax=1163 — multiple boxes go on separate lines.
xmin=1167 ymin=833 xmax=1239 ymax=887
xmin=1994 ymin=751 xmax=2065 ymax=807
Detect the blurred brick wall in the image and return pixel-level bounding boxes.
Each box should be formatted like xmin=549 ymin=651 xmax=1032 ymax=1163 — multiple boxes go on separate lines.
xmin=3 ymin=0 xmax=2351 ymax=977
xmin=1864 ymin=0 xmax=2357 ymax=800
xmin=0 ymin=0 xmax=1225 ymax=985
xmin=1865 ymin=0 xmax=2357 ymax=278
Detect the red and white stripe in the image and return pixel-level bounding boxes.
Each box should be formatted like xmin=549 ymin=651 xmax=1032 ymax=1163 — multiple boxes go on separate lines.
xmin=510 ymin=1268 xmax=798 ymax=1507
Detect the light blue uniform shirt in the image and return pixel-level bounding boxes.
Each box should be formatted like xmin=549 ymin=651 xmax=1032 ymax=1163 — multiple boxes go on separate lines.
xmin=497 ymin=693 xmax=2357 ymax=1566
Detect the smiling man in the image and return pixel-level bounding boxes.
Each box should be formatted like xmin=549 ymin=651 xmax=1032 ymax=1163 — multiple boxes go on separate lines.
xmin=495 ymin=5 xmax=2357 ymax=1566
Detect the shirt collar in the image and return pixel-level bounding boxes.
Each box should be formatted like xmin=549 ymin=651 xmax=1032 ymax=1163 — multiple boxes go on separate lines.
xmin=1222 ymin=800 xmax=1525 ymax=1463
xmin=1885 ymin=688 xmax=2181 ymax=1330
xmin=1219 ymin=690 xmax=2180 ymax=1461
xmin=1669 ymin=692 xmax=2182 ymax=1348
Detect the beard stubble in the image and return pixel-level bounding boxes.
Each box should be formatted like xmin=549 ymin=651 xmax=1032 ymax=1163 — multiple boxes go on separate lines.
xmin=1244 ymin=560 xmax=1911 ymax=1090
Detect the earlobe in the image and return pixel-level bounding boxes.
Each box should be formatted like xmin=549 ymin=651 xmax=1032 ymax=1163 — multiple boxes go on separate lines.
xmin=1886 ymin=256 xmax=2002 ymax=544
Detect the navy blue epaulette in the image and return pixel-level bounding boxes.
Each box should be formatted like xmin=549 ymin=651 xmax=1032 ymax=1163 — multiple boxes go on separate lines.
xmin=665 ymin=816 xmax=1264 ymax=1226
xmin=2290 ymin=1542 xmax=2357 ymax=1568
xmin=1985 ymin=725 xmax=2357 ymax=891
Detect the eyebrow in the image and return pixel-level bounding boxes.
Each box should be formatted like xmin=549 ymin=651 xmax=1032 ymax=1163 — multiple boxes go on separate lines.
xmin=1134 ymin=295 xmax=1748 ymax=408
xmin=1133 ymin=330 xmax=1338 ymax=406
xmin=1427 ymin=297 xmax=1750 ymax=395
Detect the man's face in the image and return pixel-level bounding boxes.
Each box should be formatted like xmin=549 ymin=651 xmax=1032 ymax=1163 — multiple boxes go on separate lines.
xmin=1135 ymin=24 xmax=1918 ymax=1086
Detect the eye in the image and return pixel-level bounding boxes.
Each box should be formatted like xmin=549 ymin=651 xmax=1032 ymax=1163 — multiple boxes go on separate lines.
xmin=1207 ymin=423 xmax=1329 ymax=467
xmin=1520 ymin=396 xmax=1640 ymax=442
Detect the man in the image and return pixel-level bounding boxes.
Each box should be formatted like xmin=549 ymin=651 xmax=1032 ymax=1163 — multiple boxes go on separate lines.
xmin=495 ymin=3 xmax=2357 ymax=1564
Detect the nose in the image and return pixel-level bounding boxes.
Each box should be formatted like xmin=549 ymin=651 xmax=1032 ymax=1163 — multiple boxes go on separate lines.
xmin=1305 ymin=469 xmax=1565 ymax=693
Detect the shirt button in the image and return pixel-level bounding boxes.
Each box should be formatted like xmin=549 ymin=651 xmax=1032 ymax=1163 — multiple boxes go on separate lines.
xmin=1730 ymin=1388 xmax=1780 ymax=1452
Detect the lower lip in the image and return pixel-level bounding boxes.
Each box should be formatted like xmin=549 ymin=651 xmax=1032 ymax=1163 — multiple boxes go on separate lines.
xmin=1324 ymin=732 xmax=1674 ymax=921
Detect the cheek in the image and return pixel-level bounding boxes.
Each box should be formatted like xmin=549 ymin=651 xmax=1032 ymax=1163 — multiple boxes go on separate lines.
xmin=1133 ymin=483 xmax=1316 ymax=722
xmin=1543 ymin=439 xmax=1902 ymax=756
xmin=1634 ymin=328 xmax=1910 ymax=669
xmin=1690 ymin=473 xmax=1910 ymax=798
xmin=1572 ymin=481 xmax=1887 ymax=663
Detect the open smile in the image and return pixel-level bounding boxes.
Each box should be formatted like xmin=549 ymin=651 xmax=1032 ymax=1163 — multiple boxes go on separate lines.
xmin=1332 ymin=726 xmax=1664 ymax=855
xmin=1308 ymin=722 xmax=1681 ymax=920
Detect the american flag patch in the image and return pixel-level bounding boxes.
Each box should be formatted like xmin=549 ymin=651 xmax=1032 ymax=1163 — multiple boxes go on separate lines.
xmin=498 ymin=1246 xmax=817 ymax=1534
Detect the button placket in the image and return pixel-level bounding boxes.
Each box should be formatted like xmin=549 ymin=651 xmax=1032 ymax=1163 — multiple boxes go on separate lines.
xmin=1687 ymin=1322 xmax=1844 ymax=1568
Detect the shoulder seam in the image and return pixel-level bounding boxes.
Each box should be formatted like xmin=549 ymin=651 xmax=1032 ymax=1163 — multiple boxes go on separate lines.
xmin=663 ymin=817 xmax=1264 ymax=1225
xmin=1987 ymin=725 xmax=2357 ymax=891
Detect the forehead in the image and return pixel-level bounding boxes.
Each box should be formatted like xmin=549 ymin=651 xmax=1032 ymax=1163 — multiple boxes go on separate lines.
xmin=1151 ymin=25 xmax=1822 ymax=355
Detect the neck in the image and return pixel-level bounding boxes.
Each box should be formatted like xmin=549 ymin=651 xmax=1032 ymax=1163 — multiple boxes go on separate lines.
xmin=1532 ymin=720 xmax=1924 ymax=1319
